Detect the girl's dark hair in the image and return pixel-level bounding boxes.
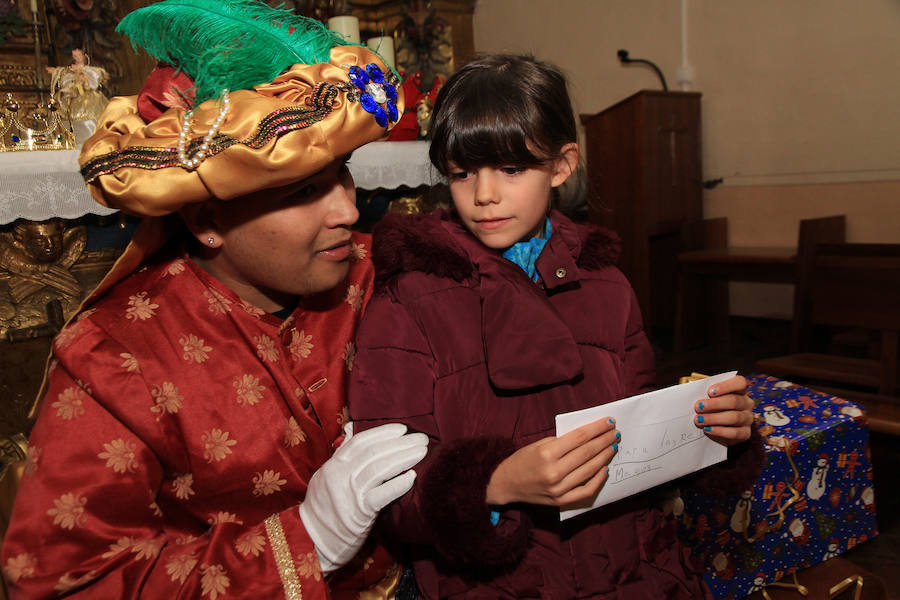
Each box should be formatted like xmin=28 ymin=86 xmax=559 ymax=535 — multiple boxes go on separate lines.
xmin=428 ymin=54 xmax=577 ymax=176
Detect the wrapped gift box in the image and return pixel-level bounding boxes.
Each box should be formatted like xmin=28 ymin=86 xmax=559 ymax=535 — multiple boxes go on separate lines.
xmin=678 ymin=374 xmax=878 ymax=600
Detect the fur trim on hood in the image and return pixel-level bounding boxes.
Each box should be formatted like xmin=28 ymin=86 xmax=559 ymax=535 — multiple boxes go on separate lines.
xmin=371 ymin=210 xmax=620 ymax=289
xmin=372 ymin=212 xmax=474 ymax=287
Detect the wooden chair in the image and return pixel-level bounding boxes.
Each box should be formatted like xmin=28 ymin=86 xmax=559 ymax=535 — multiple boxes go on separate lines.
xmin=755 ymin=243 xmax=900 ymax=433
xmin=674 ymin=215 xmax=846 ymax=350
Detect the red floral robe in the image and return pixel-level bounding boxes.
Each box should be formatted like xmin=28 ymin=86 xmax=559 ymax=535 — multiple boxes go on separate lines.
xmin=1 ymin=233 xmax=392 ymax=599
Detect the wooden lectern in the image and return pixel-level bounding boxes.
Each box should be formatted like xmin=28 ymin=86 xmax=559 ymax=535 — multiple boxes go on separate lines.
xmin=581 ymin=90 xmax=702 ymax=334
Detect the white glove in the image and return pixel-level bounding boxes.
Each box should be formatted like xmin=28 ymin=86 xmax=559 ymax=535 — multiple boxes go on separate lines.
xmin=298 ymin=422 xmax=428 ymax=574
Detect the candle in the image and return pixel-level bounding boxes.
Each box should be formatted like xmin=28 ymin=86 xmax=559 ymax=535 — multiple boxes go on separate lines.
xmin=366 ymin=36 xmax=395 ymax=70
xmin=327 ymin=15 xmax=360 ymax=45
xmin=30 ymin=0 xmax=38 ymax=13
xmin=26 ymin=128 xmax=34 ymax=150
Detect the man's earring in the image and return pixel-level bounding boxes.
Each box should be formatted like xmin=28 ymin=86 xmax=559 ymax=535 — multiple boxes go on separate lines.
xmin=207 ymin=236 xmax=215 ymax=246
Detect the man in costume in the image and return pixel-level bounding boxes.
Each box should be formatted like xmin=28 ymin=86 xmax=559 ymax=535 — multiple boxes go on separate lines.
xmin=1 ymin=2 xmax=426 ymax=598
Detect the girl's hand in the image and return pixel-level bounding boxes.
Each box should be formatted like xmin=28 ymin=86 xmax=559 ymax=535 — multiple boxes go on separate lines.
xmin=486 ymin=418 xmax=619 ymax=508
xmin=694 ymin=375 xmax=755 ymax=445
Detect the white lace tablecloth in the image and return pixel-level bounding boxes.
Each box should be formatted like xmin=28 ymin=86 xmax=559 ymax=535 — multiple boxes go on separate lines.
xmin=0 ymin=150 xmax=116 ymax=224
xmin=348 ymin=140 xmax=443 ymax=190
xmin=1 ymin=141 xmax=441 ymax=225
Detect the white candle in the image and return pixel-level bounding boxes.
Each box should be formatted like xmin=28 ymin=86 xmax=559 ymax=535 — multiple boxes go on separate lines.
xmin=30 ymin=0 xmax=38 ymax=13
xmin=366 ymin=36 xmax=395 ymax=70
xmin=327 ymin=15 xmax=360 ymax=45
xmin=26 ymin=128 xmax=34 ymax=150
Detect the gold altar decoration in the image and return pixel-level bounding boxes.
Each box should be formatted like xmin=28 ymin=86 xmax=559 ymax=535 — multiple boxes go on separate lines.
xmin=0 ymin=92 xmax=73 ymax=150
xmin=385 ymin=183 xmax=449 ymax=216
xmin=0 ymin=218 xmax=123 ymax=342
xmin=0 ymin=216 xmax=122 ymax=439
xmin=0 ymin=218 xmax=85 ymax=339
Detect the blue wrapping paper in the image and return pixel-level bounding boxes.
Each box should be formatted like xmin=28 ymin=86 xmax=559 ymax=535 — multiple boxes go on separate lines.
xmin=678 ymin=374 xmax=878 ymax=600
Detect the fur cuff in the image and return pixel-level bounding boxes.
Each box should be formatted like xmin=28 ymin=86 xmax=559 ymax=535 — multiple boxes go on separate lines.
xmin=421 ymin=437 xmax=529 ymax=569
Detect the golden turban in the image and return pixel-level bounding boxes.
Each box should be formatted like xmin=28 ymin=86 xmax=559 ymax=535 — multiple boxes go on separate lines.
xmin=79 ymin=46 xmax=403 ymax=216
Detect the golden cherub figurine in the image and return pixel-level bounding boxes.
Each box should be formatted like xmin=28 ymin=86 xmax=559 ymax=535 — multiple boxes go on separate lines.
xmin=0 ymin=219 xmax=87 ymax=337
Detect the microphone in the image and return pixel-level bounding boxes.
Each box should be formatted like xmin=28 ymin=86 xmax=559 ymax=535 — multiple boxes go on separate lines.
xmin=617 ymin=49 xmax=668 ymax=91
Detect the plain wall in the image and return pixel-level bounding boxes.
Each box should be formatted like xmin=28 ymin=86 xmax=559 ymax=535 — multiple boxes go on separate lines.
xmin=471 ymin=0 xmax=900 ymax=317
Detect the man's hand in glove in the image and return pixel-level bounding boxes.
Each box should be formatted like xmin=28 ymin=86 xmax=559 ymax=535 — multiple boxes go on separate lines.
xmin=299 ymin=422 xmax=428 ymax=574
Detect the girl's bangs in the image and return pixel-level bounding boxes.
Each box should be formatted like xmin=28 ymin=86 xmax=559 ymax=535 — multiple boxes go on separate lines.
xmin=443 ymin=122 xmax=542 ymax=171
xmin=440 ymin=97 xmax=550 ymax=172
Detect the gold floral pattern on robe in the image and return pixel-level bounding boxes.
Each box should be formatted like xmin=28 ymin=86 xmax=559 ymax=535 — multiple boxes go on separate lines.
xmin=2 ymin=234 xmax=397 ymax=598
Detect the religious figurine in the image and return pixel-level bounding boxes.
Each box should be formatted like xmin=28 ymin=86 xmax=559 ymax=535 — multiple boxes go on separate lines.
xmin=415 ymin=95 xmax=432 ymax=138
xmin=415 ymin=75 xmax=443 ymax=138
xmin=389 ymin=71 xmax=443 ymax=141
xmin=0 ymin=219 xmax=87 ymax=339
xmin=47 ymin=48 xmax=109 ymax=144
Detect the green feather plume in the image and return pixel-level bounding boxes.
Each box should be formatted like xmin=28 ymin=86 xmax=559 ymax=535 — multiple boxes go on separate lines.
xmin=117 ymin=0 xmax=350 ymax=106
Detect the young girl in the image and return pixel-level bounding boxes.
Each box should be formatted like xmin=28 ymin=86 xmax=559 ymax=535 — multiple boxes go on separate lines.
xmin=349 ymin=54 xmax=761 ymax=599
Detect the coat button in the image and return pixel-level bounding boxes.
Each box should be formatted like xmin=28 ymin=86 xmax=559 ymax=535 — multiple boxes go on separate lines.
xmin=555 ymin=267 xmax=567 ymax=279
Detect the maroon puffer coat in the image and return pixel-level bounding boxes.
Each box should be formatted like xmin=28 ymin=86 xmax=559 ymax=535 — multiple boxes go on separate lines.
xmin=350 ymin=210 xmax=741 ymax=599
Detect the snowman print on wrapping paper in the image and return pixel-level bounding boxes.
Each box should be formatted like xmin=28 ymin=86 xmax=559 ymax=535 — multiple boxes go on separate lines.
xmin=762 ymin=404 xmax=791 ymax=427
xmin=806 ymin=453 xmax=829 ymax=500
xmin=823 ymin=539 xmax=840 ymax=561
xmin=730 ymin=490 xmax=752 ymax=534
xmin=747 ymin=573 xmax=767 ymax=593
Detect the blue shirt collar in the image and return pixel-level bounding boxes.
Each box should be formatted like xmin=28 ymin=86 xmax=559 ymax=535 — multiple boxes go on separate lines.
xmin=501 ymin=218 xmax=552 ymax=282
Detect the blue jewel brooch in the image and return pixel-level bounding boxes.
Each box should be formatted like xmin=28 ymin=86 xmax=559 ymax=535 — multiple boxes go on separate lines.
xmin=346 ymin=63 xmax=399 ymax=128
